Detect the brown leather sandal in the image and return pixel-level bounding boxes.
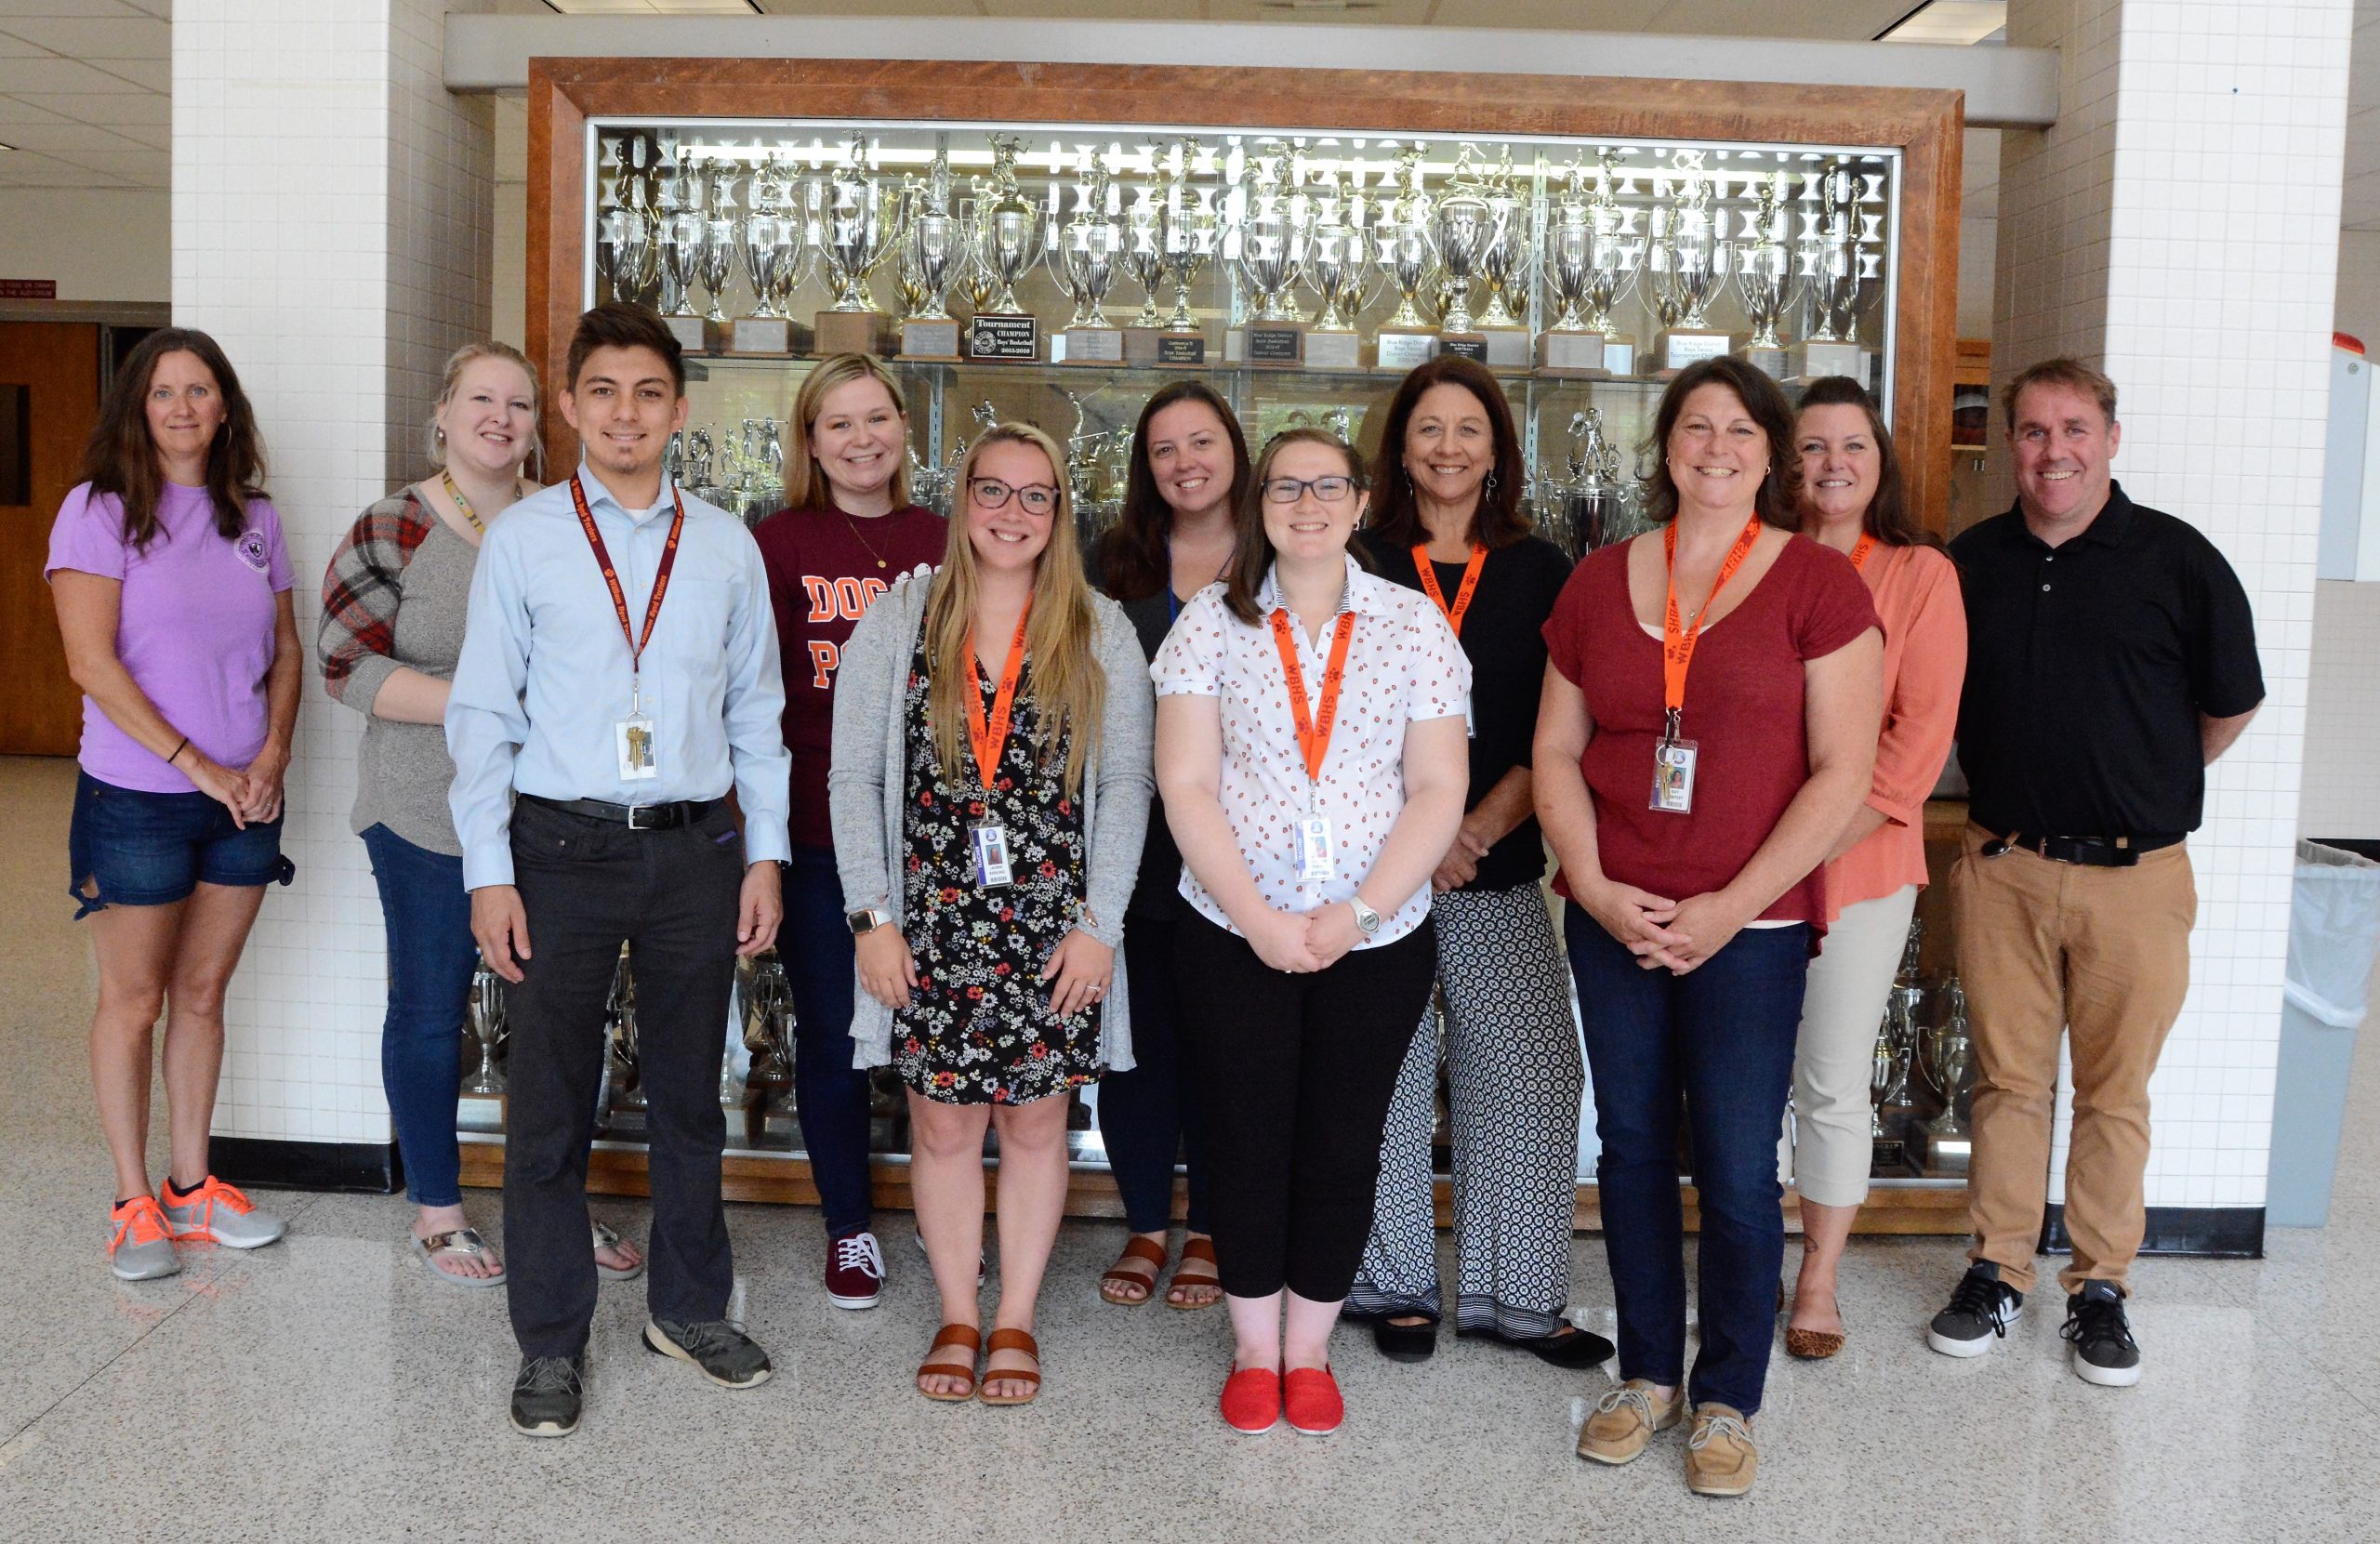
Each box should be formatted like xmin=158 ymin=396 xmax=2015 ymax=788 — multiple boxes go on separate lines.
xmin=1165 ymin=1235 xmax=1223 ymax=1311
xmin=916 ymin=1323 xmax=982 ymax=1402
xmin=1099 ymin=1234 xmax=1167 ymax=1306
xmin=976 ymin=1327 xmax=1043 ymax=1406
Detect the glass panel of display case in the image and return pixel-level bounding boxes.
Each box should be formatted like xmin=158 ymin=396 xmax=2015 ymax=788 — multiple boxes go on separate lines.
xmin=586 ymin=116 xmax=1901 ymax=565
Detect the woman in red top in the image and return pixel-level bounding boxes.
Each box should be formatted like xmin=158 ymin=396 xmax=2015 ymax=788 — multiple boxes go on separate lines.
xmin=752 ymin=353 xmax=945 ymax=1311
xmin=1536 ymin=356 xmax=1880 ymax=1497
xmin=1782 ymin=377 xmax=1965 ymax=1361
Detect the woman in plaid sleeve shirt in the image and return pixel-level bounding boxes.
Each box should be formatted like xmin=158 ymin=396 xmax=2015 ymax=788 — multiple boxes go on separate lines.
xmin=316 ymin=342 xmax=643 ymax=1288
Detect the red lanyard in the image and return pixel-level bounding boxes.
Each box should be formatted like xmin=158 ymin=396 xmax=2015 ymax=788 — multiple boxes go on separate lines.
xmin=1660 ymin=516 xmax=1764 ymax=728
xmin=962 ymin=604 xmax=1032 ymax=794
xmin=569 ymin=473 xmax=686 ymax=694
xmin=1269 ymin=608 xmax=1357 ymax=784
xmin=1848 ymin=532 xmax=1876 ymax=572
xmin=1410 ymin=544 xmax=1487 ymax=638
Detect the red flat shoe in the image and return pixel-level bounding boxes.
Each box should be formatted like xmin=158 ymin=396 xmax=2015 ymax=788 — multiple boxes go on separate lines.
xmin=1283 ymin=1365 xmax=1343 ymax=1436
xmin=1220 ymin=1365 xmax=1281 ymax=1435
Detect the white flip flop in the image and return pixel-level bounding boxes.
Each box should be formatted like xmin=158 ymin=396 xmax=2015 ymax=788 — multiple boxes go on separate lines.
xmin=593 ymin=1219 xmax=646 ymax=1282
xmin=411 ymin=1226 xmax=506 ymax=1288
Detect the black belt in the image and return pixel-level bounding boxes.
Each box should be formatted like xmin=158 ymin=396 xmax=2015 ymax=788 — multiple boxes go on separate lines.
xmin=522 ymin=793 xmax=721 ymax=831
xmin=1982 ymin=830 xmax=2184 ymax=867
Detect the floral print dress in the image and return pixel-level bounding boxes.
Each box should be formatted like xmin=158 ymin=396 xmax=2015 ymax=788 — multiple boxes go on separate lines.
xmin=892 ymin=632 xmax=1104 ymax=1105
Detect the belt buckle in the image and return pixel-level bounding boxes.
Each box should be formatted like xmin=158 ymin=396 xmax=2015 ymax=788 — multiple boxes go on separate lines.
xmin=625 ymin=804 xmax=660 ymax=831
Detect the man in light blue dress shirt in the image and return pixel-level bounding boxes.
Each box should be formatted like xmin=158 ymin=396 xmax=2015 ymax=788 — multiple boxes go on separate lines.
xmin=446 ymin=304 xmax=791 ymax=1439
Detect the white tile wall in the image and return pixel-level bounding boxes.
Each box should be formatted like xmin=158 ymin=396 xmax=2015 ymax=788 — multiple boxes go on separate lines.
xmin=174 ymin=0 xmax=493 ymax=1147
xmin=2000 ymin=0 xmax=2355 ymax=1212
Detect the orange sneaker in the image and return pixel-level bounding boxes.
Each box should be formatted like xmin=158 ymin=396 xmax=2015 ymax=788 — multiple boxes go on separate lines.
xmin=159 ymin=1175 xmax=286 ymax=1249
xmin=108 ymin=1195 xmax=180 ymax=1281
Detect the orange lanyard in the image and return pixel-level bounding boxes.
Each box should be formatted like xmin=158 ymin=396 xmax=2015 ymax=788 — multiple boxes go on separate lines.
xmin=961 ymin=605 xmax=1031 ymax=795
xmin=1848 ymin=532 xmax=1876 ymax=572
xmin=569 ymin=474 xmax=685 ymax=695
xmin=1269 ymin=608 xmax=1357 ymax=783
xmin=1410 ymin=544 xmax=1487 ymax=638
xmin=1660 ymin=516 xmax=1764 ymax=732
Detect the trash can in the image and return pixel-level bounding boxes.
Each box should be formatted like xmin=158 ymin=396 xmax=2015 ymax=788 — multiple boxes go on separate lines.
xmin=2270 ymin=838 xmax=2380 ymax=1226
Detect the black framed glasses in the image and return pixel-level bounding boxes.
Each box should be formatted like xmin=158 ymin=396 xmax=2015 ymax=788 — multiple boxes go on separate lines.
xmin=968 ymin=477 xmax=1059 ymax=515
xmin=1262 ymin=474 xmax=1356 ymax=505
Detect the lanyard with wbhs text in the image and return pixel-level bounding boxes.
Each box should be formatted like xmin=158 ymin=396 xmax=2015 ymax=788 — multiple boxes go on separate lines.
xmin=960 ymin=604 xmax=1032 ymax=888
xmin=1651 ymin=516 xmax=1762 ymax=813
xmin=1409 ymin=543 xmax=1486 ymax=638
xmin=1269 ymin=606 xmax=1356 ymax=883
xmin=570 ymin=473 xmax=685 ymax=781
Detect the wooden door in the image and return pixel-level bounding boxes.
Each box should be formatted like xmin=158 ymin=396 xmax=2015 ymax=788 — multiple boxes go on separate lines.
xmin=0 ymin=321 xmax=99 ymax=756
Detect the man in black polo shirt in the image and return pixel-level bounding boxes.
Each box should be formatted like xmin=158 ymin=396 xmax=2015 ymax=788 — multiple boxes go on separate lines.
xmin=1924 ymin=357 xmax=2263 ymax=1388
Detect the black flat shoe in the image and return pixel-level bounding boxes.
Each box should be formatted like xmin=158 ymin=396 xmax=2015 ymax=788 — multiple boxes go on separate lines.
xmin=1463 ymin=1324 xmax=1616 ymax=1368
xmin=1372 ymin=1315 xmax=1438 ymax=1363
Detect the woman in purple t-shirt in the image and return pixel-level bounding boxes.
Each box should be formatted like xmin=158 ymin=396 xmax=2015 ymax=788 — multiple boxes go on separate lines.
xmin=46 ymin=328 xmax=301 ymax=1284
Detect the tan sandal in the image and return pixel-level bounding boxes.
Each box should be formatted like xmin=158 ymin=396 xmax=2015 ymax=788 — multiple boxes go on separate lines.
xmin=1100 ymin=1234 xmax=1166 ymax=1306
xmin=977 ymin=1327 xmax=1042 ymax=1406
xmin=917 ymin=1324 xmax=981 ymax=1402
xmin=1166 ymin=1235 xmax=1222 ymax=1311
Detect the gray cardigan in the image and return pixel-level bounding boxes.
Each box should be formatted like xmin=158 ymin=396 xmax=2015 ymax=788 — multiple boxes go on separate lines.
xmin=826 ymin=569 xmax=1155 ymax=1072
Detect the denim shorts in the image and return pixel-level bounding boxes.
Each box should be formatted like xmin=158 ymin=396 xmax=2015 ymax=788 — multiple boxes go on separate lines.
xmin=67 ymin=770 xmax=296 ymax=917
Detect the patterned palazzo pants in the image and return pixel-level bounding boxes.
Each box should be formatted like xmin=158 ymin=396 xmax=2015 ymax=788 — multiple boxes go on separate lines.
xmin=1348 ymin=882 xmax=1586 ymax=1336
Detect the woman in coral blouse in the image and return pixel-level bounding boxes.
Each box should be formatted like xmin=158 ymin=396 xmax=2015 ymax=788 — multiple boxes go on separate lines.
xmin=1780 ymin=376 xmax=1965 ymax=1360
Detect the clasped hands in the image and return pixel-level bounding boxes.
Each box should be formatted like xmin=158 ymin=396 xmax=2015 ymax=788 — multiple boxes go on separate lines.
xmin=185 ymin=742 xmax=289 ymax=828
xmin=1579 ymin=878 xmax=1756 ymax=975
xmin=1244 ymin=898 xmax=1368 ymax=975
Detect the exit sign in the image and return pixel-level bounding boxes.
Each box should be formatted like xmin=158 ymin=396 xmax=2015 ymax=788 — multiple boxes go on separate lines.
xmin=0 ymin=279 xmax=58 ymax=299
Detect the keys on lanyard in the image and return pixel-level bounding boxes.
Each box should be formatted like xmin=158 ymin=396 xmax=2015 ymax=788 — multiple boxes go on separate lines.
xmin=962 ymin=605 xmax=1032 ymax=889
xmin=1652 ymin=515 xmax=1763 ymax=814
xmin=1411 ymin=543 xmax=1484 ymax=738
xmin=1269 ymin=607 xmax=1357 ymax=883
xmin=570 ymin=474 xmax=685 ymax=783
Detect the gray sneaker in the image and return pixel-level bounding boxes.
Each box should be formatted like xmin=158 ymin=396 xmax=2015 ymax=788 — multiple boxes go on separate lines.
xmin=644 ymin=1317 xmax=773 ymax=1389
xmin=159 ymin=1176 xmax=286 ymax=1249
xmin=108 ymin=1196 xmax=181 ymax=1282
xmin=509 ymin=1354 xmax=585 ymax=1438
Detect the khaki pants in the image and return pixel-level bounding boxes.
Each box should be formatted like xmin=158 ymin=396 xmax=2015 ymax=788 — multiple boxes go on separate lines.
xmin=1949 ymin=824 xmax=2196 ymax=1296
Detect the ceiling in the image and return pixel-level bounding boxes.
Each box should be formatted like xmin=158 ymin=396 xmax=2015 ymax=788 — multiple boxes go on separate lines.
xmin=4 ymin=0 xmax=2374 ymax=231
xmin=0 ymin=0 xmax=169 ymax=191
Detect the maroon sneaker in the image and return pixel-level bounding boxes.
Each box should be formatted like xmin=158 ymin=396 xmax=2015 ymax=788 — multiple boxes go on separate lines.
xmin=825 ymin=1229 xmax=885 ymax=1309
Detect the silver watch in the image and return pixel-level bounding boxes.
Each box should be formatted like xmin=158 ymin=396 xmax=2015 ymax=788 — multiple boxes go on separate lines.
xmin=1348 ymin=895 xmax=1383 ymax=938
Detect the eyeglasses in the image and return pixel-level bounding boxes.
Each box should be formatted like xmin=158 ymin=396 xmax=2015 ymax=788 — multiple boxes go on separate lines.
xmin=968 ymin=478 xmax=1058 ymax=515
xmin=1262 ymin=475 xmax=1356 ymax=505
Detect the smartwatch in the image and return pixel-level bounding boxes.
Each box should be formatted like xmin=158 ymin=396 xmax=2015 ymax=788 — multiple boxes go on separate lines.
xmin=846 ymin=906 xmax=892 ymax=936
xmin=1348 ymin=894 xmax=1383 ymax=939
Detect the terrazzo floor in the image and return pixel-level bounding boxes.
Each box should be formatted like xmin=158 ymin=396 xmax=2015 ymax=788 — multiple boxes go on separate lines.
xmin=3 ymin=752 xmax=2377 ymax=1543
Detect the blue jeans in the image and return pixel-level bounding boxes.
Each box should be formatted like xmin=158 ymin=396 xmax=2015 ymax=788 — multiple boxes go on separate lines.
xmin=68 ymin=769 xmax=292 ymax=918
xmin=1565 ymin=906 xmax=1807 ymax=1416
xmin=783 ymin=846 xmax=872 ymax=1238
xmin=362 ymin=824 xmax=478 ymax=1208
xmin=1097 ymin=918 xmax=1210 ymax=1236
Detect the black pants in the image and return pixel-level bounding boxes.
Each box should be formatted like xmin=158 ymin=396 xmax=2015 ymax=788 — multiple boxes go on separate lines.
xmin=1097 ymin=918 xmax=1210 ymax=1236
xmin=1176 ymin=910 xmax=1436 ymax=1302
xmin=503 ymin=797 xmax=744 ymax=1359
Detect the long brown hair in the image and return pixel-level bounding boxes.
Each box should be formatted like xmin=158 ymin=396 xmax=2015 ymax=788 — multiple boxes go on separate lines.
xmin=1221 ymin=429 xmax=1371 ymax=625
xmin=784 ymin=352 xmax=913 ymax=513
xmin=923 ymin=423 xmax=1106 ymax=797
xmin=1641 ymin=354 xmax=1797 ymax=531
xmin=1365 ymin=354 xmax=1529 ymax=550
xmin=75 ymin=328 xmax=268 ymax=553
xmin=1096 ymin=379 xmax=1251 ymax=602
xmin=1792 ymin=376 xmax=1937 ymax=549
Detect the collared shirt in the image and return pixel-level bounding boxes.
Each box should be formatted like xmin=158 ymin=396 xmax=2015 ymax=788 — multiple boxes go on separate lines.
xmin=1149 ymin=553 xmax=1470 ymax=948
xmin=445 ymin=462 xmax=792 ymax=889
xmin=1949 ymin=480 xmax=2264 ymax=838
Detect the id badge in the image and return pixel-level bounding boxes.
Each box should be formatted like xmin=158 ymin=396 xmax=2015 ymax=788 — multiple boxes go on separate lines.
xmin=615 ymin=713 xmax=658 ymax=782
xmin=970 ymin=820 xmax=1014 ymax=889
xmin=1463 ymin=693 xmax=1476 ymax=740
xmin=1296 ymin=814 xmax=1337 ymax=884
xmin=1648 ymin=736 xmax=1698 ymax=814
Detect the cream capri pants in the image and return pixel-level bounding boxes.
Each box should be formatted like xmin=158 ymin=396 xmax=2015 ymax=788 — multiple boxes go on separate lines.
xmin=1787 ymin=884 xmax=1919 ymax=1207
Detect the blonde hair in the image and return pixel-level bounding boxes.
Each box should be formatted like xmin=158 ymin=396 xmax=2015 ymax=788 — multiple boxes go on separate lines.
xmin=786 ymin=352 xmax=913 ymax=512
xmin=924 ymin=422 xmax=1104 ymax=797
xmin=429 ymin=340 xmax=544 ymax=479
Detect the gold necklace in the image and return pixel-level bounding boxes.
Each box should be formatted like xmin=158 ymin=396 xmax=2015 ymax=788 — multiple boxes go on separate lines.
xmin=840 ymin=506 xmax=892 ymax=570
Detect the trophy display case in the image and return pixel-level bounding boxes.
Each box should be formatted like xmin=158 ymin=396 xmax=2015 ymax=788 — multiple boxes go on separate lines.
xmin=503 ymin=58 xmax=1969 ymax=1230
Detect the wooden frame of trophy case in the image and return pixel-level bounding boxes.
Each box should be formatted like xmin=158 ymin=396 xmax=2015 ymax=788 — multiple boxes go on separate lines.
xmin=503 ymin=57 xmax=1972 ymax=1232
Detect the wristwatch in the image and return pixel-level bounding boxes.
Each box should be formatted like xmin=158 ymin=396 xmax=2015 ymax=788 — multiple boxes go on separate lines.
xmin=1348 ymin=894 xmax=1383 ymax=939
xmin=846 ymin=906 xmax=892 ymax=936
